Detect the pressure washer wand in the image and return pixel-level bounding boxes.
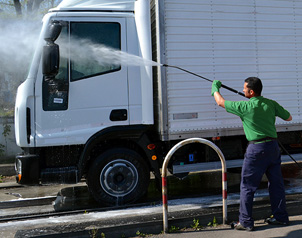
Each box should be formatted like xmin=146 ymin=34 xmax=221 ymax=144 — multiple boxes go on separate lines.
xmin=163 ymin=64 xmax=245 ymax=97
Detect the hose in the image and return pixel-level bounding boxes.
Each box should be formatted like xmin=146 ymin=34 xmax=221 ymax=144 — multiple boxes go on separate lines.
xmin=163 ymin=64 xmax=245 ymax=97
xmin=278 ymin=140 xmax=302 ymax=169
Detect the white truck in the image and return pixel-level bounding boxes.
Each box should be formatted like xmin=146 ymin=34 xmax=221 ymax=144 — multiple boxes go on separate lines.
xmin=15 ymin=0 xmax=302 ymax=205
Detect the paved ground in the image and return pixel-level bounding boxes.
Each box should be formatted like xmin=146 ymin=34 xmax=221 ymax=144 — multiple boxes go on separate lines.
xmin=2 ymin=192 xmax=299 ymax=238
xmin=144 ymin=215 xmax=302 ymax=238
xmin=1 ymin=163 xmax=301 ymax=238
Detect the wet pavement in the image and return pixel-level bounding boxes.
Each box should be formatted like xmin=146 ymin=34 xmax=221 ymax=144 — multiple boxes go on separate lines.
xmin=0 ymin=161 xmax=301 ymax=237
xmin=0 ymin=192 xmax=300 ymax=238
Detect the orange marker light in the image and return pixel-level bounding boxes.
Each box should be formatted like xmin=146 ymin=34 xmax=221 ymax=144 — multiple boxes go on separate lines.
xmin=147 ymin=144 xmax=156 ymax=150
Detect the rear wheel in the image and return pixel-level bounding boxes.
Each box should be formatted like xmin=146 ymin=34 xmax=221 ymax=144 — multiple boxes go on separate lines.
xmin=87 ymin=148 xmax=150 ymax=206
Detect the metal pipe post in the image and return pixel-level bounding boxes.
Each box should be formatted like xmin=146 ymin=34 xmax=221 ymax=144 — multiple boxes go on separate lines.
xmin=161 ymin=138 xmax=227 ymax=233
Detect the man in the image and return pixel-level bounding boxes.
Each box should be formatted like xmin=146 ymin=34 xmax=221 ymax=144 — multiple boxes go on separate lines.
xmin=211 ymin=77 xmax=292 ymax=231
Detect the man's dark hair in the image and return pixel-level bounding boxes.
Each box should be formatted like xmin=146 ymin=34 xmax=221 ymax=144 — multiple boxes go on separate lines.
xmin=245 ymin=77 xmax=262 ymax=95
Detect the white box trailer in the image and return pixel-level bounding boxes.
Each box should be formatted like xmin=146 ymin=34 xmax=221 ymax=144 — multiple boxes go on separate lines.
xmin=154 ymin=0 xmax=301 ymax=140
xmin=14 ymin=0 xmax=302 ymax=205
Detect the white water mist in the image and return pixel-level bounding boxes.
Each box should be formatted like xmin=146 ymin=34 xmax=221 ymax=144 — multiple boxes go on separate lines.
xmin=0 ymin=19 xmax=41 ymax=111
xmin=0 ymin=19 xmax=41 ymax=73
xmin=64 ymin=38 xmax=162 ymax=68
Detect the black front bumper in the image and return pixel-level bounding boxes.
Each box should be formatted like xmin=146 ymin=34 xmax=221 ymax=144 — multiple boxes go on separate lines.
xmin=15 ymin=154 xmax=40 ymax=184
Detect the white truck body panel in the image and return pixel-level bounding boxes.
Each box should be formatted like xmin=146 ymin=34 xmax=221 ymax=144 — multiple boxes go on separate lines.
xmin=154 ymin=0 xmax=302 ymax=140
xmin=135 ymin=0 xmax=154 ymax=124
xmin=15 ymin=13 xmax=54 ymax=147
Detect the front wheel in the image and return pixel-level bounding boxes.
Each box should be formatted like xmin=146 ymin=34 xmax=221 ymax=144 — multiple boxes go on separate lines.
xmin=87 ymin=148 xmax=150 ymax=206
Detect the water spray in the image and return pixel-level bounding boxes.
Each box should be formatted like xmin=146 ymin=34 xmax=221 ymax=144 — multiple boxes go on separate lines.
xmin=162 ymin=64 xmax=245 ymax=97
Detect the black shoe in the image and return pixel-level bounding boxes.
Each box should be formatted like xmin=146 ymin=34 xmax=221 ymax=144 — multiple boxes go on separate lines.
xmin=265 ymin=217 xmax=289 ymax=226
xmin=231 ymin=222 xmax=254 ymax=231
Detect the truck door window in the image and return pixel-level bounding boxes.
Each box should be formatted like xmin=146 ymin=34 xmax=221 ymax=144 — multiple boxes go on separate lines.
xmin=70 ymin=22 xmax=121 ymax=81
xmin=42 ymin=24 xmax=69 ymax=111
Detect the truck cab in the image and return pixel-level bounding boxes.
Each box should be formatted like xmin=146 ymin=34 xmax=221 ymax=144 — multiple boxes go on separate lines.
xmin=15 ymin=0 xmax=156 ymax=206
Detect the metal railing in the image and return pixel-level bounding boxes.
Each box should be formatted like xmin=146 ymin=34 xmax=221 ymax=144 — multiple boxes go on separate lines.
xmin=161 ymin=138 xmax=227 ymax=233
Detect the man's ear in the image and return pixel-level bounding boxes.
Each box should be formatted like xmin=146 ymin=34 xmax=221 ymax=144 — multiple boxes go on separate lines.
xmin=250 ymin=89 xmax=255 ymax=96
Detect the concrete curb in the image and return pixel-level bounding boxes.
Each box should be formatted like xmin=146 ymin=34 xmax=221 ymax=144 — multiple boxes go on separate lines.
xmin=0 ymin=163 xmax=14 ymax=176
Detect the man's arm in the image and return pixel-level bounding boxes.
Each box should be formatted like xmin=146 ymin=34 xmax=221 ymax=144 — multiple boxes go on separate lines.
xmin=214 ymin=91 xmax=225 ymax=108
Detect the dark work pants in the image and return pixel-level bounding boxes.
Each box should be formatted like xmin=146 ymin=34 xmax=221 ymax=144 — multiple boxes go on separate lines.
xmin=239 ymin=140 xmax=289 ymax=228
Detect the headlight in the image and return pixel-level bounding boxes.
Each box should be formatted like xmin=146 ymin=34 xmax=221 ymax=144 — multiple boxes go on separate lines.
xmin=15 ymin=159 xmax=22 ymax=174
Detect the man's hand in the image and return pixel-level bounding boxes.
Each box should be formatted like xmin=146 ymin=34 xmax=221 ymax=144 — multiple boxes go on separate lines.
xmin=211 ymin=80 xmax=222 ymax=96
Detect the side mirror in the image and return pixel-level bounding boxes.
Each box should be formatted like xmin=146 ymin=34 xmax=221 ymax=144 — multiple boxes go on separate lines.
xmin=42 ymin=43 xmax=59 ymax=77
xmin=42 ymin=21 xmax=62 ymax=78
xmin=44 ymin=21 xmax=62 ymax=42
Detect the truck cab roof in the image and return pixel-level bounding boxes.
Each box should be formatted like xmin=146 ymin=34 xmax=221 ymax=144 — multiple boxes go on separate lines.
xmin=50 ymin=0 xmax=136 ymax=12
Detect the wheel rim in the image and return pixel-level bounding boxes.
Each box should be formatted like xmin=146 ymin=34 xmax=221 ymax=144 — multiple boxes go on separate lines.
xmin=100 ymin=159 xmax=138 ymax=197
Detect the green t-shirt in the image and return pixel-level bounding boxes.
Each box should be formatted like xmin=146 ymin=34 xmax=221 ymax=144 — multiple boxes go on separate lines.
xmin=224 ymin=96 xmax=290 ymax=141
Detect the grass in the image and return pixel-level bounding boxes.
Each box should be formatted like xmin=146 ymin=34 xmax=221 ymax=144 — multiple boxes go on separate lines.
xmin=0 ymin=109 xmax=14 ymax=117
xmin=191 ymin=218 xmax=204 ymax=230
xmin=207 ymin=216 xmax=219 ymax=227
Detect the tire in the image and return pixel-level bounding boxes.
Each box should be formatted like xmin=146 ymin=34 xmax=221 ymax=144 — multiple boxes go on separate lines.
xmin=87 ymin=148 xmax=150 ymax=206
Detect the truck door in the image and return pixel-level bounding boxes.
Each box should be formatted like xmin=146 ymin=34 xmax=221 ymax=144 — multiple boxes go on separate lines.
xmin=35 ymin=18 xmax=128 ymax=146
